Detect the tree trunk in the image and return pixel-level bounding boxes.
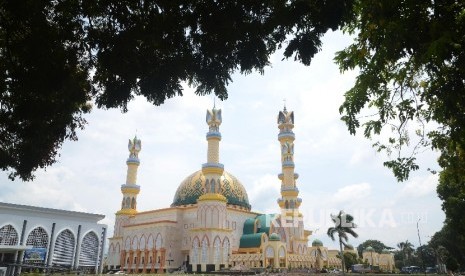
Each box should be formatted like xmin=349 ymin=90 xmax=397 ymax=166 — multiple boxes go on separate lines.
xmin=339 ymin=236 xmax=346 ymax=276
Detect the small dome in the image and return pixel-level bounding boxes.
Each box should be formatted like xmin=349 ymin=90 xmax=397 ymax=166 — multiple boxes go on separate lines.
xmin=171 ymin=170 xmax=250 ymax=210
xmin=312 ymin=239 xmax=323 ymax=247
xmin=269 ymin=233 xmax=280 ymax=241
xmin=345 ymin=244 xmax=354 ymax=250
xmin=365 ymin=246 xmax=375 ymax=252
xmin=381 ymin=249 xmax=390 ymax=254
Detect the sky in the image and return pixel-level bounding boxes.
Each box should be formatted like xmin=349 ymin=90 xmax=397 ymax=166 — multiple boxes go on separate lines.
xmin=0 ymin=30 xmax=445 ymax=251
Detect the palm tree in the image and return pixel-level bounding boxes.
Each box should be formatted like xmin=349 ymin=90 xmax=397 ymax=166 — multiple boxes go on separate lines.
xmin=327 ymin=210 xmax=358 ymax=276
xmin=397 ymin=240 xmax=414 ymax=266
xmin=397 ymin=241 xmax=406 ymax=266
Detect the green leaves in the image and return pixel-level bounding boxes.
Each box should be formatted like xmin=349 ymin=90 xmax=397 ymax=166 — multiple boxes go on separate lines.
xmin=1 ymin=0 xmax=355 ymax=180
xmin=336 ymin=0 xmax=465 ymax=182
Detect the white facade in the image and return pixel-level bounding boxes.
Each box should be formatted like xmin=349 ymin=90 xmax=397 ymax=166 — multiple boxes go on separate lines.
xmin=106 ymin=107 xmax=340 ymax=273
xmin=0 ymin=202 xmax=106 ymax=275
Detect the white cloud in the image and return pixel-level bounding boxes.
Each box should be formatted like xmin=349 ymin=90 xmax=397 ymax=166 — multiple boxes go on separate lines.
xmin=247 ymin=174 xmax=280 ymax=214
xmin=332 ymin=183 xmax=372 ymax=204
xmin=399 ymin=174 xmax=439 ymax=198
xmin=0 ymin=30 xmax=445 ymax=249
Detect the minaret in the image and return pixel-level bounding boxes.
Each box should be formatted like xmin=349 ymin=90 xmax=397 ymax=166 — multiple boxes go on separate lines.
xmin=201 ymin=105 xmax=225 ymax=194
xmin=276 ymin=106 xmax=301 ymax=212
xmin=194 ymin=106 xmax=229 ymax=272
xmin=116 ymin=136 xmax=141 ymax=216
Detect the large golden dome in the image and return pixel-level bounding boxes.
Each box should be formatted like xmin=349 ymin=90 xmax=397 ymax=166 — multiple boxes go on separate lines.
xmin=171 ymin=170 xmax=250 ymax=210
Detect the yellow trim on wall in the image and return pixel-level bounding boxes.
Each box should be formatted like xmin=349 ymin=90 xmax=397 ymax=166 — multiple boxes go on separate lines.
xmin=281 ymin=190 xmax=299 ymax=197
xmin=116 ymin=209 xmax=138 ymax=215
xmin=201 ymin=167 xmax=224 ymax=174
xmin=198 ymin=193 xmax=227 ymax=202
xmin=237 ymin=247 xmax=261 ymax=253
xmin=190 ymin=227 xmax=232 ymax=232
xmin=121 ymin=188 xmax=140 ymax=194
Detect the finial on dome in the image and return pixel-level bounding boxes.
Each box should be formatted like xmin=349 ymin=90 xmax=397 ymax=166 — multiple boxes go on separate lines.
xmin=277 ymin=106 xmax=294 ymax=126
xmin=128 ymin=135 xmax=141 ymax=158
xmin=206 ymin=106 xmax=222 ymax=132
xmin=283 ymin=98 xmax=287 ymax=113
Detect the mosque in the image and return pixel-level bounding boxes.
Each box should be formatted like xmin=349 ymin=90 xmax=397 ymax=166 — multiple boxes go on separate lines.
xmin=106 ymin=106 xmax=348 ymax=273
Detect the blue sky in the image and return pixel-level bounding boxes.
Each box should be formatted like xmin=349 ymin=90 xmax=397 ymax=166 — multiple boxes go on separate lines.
xmin=0 ymin=30 xmax=444 ymax=250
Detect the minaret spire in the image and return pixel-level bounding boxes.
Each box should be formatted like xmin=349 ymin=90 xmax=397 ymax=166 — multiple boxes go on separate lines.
xmin=117 ymin=135 xmax=141 ymax=215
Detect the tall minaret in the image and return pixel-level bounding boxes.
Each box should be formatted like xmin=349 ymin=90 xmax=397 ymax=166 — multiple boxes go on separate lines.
xmin=201 ymin=105 xmax=225 ymax=194
xmin=116 ymin=136 xmax=141 ymax=216
xmin=276 ymin=106 xmax=301 ymax=212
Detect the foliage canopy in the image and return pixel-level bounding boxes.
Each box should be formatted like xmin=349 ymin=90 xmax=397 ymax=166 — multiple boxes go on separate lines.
xmin=0 ymin=0 xmax=354 ymax=180
xmin=336 ymin=0 xmax=465 ymax=182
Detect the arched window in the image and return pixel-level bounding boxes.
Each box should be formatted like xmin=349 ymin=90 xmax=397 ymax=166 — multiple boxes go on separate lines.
xmin=201 ymin=237 xmax=208 ymax=263
xmin=205 ymin=179 xmax=210 ymax=193
xmin=213 ymin=237 xmax=221 ymax=264
xmin=266 ymin=246 xmax=274 ymax=258
xmin=147 ymin=234 xmax=154 ymax=249
xmin=0 ymin=224 xmax=18 ymax=245
xmin=222 ymin=237 xmax=230 ymax=264
xmin=124 ymin=237 xmax=131 ymax=251
xmin=139 ymin=235 xmax=146 ymax=250
xmin=125 ymin=197 xmax=130 ymax=208
xmin=26 ymin=227 xmax=48 ymax=248
xmin=131 ymin=198 xmax=135 ymax=209
xmin=24 ymin=227 xmax=48 ymax=264
xmin=191 ymin=238 xmax=200 ymax=264
xmin=52 ymin=229 xmax=75 ymax=267
xmin=155 ymin=234 xmax=162 ymax=249
xmin=79 ymin=232 xmax=99 ymax=267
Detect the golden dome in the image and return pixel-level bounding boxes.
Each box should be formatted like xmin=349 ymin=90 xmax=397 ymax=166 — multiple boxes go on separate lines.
xmin=171 ymin=170 xmax=251 ymax=210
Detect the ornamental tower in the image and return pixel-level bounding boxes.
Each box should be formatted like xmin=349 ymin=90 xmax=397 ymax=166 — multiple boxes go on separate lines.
xmin=277 ymin=106 xmax=301 ymax=211
xmin=201 ymin=106 xmax=225 ymax=195
xmin=193 ymin=106 xmax=230 ymax=272
xmin=117 ymin=136 xmax=141 ymax=217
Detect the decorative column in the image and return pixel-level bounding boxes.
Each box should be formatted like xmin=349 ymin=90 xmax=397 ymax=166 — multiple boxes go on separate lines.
xmin=151 ymin=249 xmax=157 ymax=273
xmin=120 ymin=250 xmax=126 ymax=271
xmin=158 ymin=248 xmax=166 ymax=274
xmin=128 ymin=250 xmax=134 ymax=273
xmin=135 ymin=249 xmax=141 ymax=273
xmin=142 ymin=250 xmax=149 ymax=273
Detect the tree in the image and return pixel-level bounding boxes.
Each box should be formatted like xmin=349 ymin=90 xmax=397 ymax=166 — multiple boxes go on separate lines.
xmin=342 ymin=252 xmax=358 ymax=272
xmin=335 ymin=0 xmax=465 ymax=246
xmin=327 ymin=210 xmax=358 ymax=276
xmin=0 ymin=0 xmax=355 ymax=180
xmin=429 ymin=222 xmax=465 ymax=271
xmin=336 ymin=0 xmax=465 ymax=181
xmin=397 ymin=240 xmax=414 ymax=266
xmin=357 ymin=239 xmax=393 ymax=257
xmin=416 ymin=245 xmax=436 ymax=268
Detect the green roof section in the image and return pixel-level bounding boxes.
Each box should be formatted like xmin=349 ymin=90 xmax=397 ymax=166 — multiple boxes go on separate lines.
xmin=243 ymin=218 xmax=256 ymax=235
xmin=239 ymin=233 xmax=264 ymax=248
xmin=312 ymin=239 xmax=323 ymax=247
xmin=256 ymin=214 xmax=275 ymax=235
xmin=269 ymin=233 xmax=280 ymax=241
xmin=239 ymin=214 xmax=279 ymax=249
